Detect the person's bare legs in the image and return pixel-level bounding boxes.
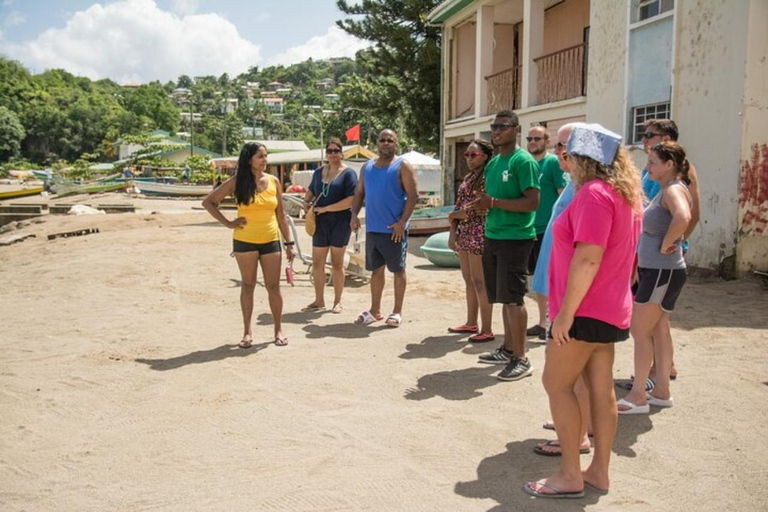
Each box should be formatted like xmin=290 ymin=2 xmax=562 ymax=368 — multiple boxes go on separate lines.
xmin=259 ymin=251 xmax=285 ymax=343
xmin=234 ymin=251 xmax=259 ymax=344
xmin=310 ymin=246 xmax=330 ymax=308
xmin=369 ymin=265 xmax=385 ymax=318
xmin=468 ymin=253 xmax=493 ymax=334
xmin=582 ymin=343 xmax=617 ymax=491
xmin=650 ymin=311 xmax=674 ymax=400
xmin=532 ymin=340 xmax=594 ymax=493
xmin=503 ymin=303 xmax=527 ymax=359
xmin=535 ymin=292 xmax=548 ymax=329
xmin=541 ymin=375 xmax=591 ymax=454
xmin=650 ymin=315 xmax=678 ymax=380
xmin=457 ymin=250 xmax=479 ymax=327
xmin=624 ymin=303 xmax=663 ymax=407
xmin=392 ymin=268 xmax=406 ymax=316
xmin=329 ymin=245 xmax=347 ymax=308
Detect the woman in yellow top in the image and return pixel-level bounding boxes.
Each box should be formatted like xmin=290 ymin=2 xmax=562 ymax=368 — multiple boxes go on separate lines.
xmin=203 ymin=142 xmax=296 ymax=347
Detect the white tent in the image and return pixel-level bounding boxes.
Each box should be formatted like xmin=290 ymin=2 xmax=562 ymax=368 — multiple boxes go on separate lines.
xmin=400 ymin=151 xmax=443 ymax=201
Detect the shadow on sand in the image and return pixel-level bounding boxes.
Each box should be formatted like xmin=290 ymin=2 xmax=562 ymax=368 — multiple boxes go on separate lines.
xmin=135 ymin=342 xmax=271 ymax=371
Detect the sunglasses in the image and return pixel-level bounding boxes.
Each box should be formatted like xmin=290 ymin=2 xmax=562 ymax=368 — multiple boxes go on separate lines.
xmin=641 ymin=131 xmax=662 ymax=139
xmin=526 ymin=136 xmax=544 ymax=142
xmin=325 ymin=148 xmax=342 ymax=154
xmin=464 ymin=151 xmax=485 ymax=159
xmin=490 ymin=123 xmax=517 ymax=131
xmin=554 ymin=141 xmax=566 ymax=152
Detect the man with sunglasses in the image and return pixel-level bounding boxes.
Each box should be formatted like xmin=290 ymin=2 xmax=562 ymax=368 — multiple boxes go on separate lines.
xmin=468 ymin=110 xmax=540 ymax=382
xmin=525 ymin=125 xmax=568 ymax=341
xmin=351 ymin=129 xmax=418 ymax=328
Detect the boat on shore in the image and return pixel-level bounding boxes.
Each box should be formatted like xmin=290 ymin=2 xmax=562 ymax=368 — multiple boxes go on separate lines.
xmin=134 ymin=181 xmax=212 ymax=197
xmin=409 ymin=206 xmax=453 ymax=236
xmin=0 ymin=187 xmax=44 ymax=201
xmin=52 ymin=181 xmax=127 ymax=198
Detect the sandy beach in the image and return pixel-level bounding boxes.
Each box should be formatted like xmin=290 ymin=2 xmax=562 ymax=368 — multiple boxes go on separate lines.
xmin=1 ymin=193 xmax=767 ymax=511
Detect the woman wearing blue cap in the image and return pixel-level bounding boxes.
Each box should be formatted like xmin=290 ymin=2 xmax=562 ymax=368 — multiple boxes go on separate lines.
xmin=524 ymin=125 xmax=643 ymax=499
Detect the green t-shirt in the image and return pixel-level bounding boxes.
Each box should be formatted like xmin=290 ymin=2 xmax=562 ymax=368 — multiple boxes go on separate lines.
xmin=534 ymin=153 xmax=569 ymax=234
xmin=484 ymin=148 xmax=540 ymax=240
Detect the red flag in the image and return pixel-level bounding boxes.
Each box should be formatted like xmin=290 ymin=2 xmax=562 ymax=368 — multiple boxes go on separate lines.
xmin=345 ymin=124 xmax=361 ymax=142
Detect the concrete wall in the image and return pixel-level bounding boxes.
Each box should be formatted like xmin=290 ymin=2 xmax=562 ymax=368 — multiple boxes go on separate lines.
xmin=584 ymin=0 xmax=628 ymax=135
xmin=543 ymin=0 xmax=590 ymax=55
xmin=673 ymin=0 xmax=750 ymax=269
xmin=736 ymin=0 xmax=768 ymax=272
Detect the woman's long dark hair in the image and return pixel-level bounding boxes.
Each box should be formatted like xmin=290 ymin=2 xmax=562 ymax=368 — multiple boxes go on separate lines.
xmin=234 ymin=142 xmax=266 ymax=205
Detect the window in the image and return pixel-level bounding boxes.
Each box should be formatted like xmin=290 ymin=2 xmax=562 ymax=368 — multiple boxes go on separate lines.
xmin=638 ymin=0 xmax=674 ymax=22
xmin=631 ymin=102 xmax=671 ymax=143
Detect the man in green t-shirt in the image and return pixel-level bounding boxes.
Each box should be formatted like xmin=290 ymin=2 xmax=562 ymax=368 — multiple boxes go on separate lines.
xmin=467 ymin=110 xmax=540 ymax=382
xmin=525 ymin=125 xmax=568 ymax=340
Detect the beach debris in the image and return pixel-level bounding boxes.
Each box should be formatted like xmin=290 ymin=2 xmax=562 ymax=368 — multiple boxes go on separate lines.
xmin=67 ymin=204 xmax=106 ymax=216
xmin=47 ymin=228 xmax=100 ymax=241
xmin=0 ymin=233 xmax=36 ymax=246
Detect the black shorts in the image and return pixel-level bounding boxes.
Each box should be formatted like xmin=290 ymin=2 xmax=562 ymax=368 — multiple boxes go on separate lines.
xmin=313 ymin=212 xmax=352 ymax=248
xmin=634 ymin=267 xmax=687 ymax=312
xmin=366 ymin=231 xmax=408 ymax=272
xmin=482 ymin=237 xmax=534 ymax=305
xmin=528 ymin=235 xmax=543 ymax=275
xmin=232 ymin=239 xmax=281 ymax=254
xmin=549 ymin=317 xmax=630 ymax=344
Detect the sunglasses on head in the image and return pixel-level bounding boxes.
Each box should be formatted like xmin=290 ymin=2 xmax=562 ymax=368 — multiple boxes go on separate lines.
xmin=641 ymin=131 xmax=662 ymax=139
xmin=325 ymin=148 xmax=342 ymax=154
xmin=490 ymin=123 xmax=516 ymax=131
xmin=526 ymin=136 xmax=544 ymax=142
xmin=464 ymin=151 xmax=485 ymax=159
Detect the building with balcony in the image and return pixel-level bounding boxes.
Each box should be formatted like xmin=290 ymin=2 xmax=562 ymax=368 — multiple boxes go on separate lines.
xmin=429 ymin=0 xmax=767 ymax=273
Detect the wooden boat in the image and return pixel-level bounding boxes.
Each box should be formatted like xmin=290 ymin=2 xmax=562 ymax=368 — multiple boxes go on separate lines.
xmin=0 ymin=187 xmax=44 ymax=201
xmin=53 ymin=181 xmax=127 ymax=198
xmin=134 ymin=181 xmax=212 ymax=197
xmin=409 ymin=206 xmax=453 ymax=235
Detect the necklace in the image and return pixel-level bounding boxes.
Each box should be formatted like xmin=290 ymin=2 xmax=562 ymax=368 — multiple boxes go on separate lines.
xmin=320 ymin=166 xmax=343 ymax=198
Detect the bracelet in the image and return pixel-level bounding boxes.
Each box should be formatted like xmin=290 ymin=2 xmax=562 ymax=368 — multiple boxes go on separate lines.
xmin=283 ymin=241 xmax=295 ymax=247
xmin=491 ymin=197 xmax=496 ymax=209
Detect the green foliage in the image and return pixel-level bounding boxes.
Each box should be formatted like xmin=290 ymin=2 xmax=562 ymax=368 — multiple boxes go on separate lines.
xmin=0 ymin=106 xmax=25 ymax=162
xmin=336 ymin=0 xmax=442 ymax=151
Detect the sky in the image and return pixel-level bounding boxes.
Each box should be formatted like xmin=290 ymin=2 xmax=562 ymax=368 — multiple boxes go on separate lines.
xmin=0 ymin=0 xmax=371 ymax=83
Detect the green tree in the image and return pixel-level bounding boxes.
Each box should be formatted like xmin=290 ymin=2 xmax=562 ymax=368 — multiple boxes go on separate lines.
xmin=0 ymin=106 xmax=26 ymax=162
xmin=177 ymin=75 xmax=193 ymax=88
xmin=336 ymin=0 xmax=442 ymax=151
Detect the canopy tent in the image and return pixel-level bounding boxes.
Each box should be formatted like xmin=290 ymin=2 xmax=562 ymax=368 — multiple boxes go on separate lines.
xmin=400 ymin=150 xmax=443 ymax=202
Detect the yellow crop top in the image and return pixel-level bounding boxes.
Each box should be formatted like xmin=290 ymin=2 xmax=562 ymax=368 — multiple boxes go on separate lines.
xmin=233 ymin=176 xmax=280 ymax=244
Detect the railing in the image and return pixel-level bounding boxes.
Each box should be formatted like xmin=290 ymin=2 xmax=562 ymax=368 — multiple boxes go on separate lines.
xmin=534 ymin=43 xmax=588 ymax=105
xmin=485 ymin=66 xmax=522 ymax=115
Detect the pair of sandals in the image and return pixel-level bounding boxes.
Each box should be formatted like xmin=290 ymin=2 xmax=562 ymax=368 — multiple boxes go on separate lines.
xmin=238 ymin=336 xmax=287 ymax=348
xmin=448 ymin=324 xmax=495 ymax=342
xmin=354 ymin=310 xmax=402 ymax=327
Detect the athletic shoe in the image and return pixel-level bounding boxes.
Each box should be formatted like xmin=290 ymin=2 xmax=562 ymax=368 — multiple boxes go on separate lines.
xmin=478 ymin=347 xmax=514 ymax=364
xmin=526 ymin=325 xmax=547 ymax=339
xmin=497 ymin=357 xmax=533 ymax=381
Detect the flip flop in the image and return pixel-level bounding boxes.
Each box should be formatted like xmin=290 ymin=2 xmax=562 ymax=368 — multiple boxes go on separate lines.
xmin=523 ymin=480 xmax=584 ymax=499
xmin=468 ymin=332 xmax=495 ymax=342
xmin=584 ymin=481 xmax=609 ymax=495
xmin=354 ymin=310 xmax=383 ymax=325
xmin=385 ymin=313 xmax=402 ymax=327
xmin=646 ymin=393 xmax=674 ymax=408
xmin=617 ymin=397 xmax=649 ymax=415
xmin=448 ymin=324 xmax=478 ymax=333
xmin=542 ymin=420 xmax=556 ymax=431
xmin=331 ymin=303 xmax=343 ymax=314
xmin=274 ymin=336 xmax=288 ymax=346
xmin=238 ymin=338 xmax=253 ymax=349
xmin=533 ymin=440 xmax=591 ymax=457
xmin=302 ymin=303 xmax=325 ymax=312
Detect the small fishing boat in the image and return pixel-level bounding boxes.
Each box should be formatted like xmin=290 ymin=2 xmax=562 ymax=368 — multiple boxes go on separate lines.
xmin=134 ymin=181 xmax=212 ymax=197
xmin=419 ymin=231 xmax=460 ymax=268
xmin=409 ymin=206 xmax=453 ymax=235
xmin=52 ymin=181 xmax=127 ymax=198
xmin=0 ymin=187 xmax=44 ymax=201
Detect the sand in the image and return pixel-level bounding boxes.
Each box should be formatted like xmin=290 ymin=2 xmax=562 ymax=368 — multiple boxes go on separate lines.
xmin=1 ymin=193 xmax=767 ymax=511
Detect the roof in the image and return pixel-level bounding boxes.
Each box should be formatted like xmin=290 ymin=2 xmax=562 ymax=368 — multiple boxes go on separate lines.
xmin=244 ymin=140 xmax=309 ymax=152
xmin=210 ymin=145 xmax=375 ymax=167
xmin=427 ymin=0 xmax=474 ymax=24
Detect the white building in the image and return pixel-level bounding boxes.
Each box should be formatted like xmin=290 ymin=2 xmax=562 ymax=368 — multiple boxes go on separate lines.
xmin=428 ymin=0 xmax=768 ymax=273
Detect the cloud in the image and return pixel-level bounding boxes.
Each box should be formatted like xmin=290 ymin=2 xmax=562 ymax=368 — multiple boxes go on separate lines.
xmin=1 ymin=0 xmax=260 ymax=83
xmin=171 ymin=0 xmax=199 ymax=15
xmin=3 ymin=10 xmax=26 ymax=27
xmin=264 ymin=25 xmax=371 ymax=67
